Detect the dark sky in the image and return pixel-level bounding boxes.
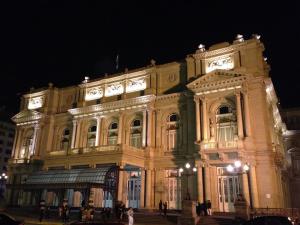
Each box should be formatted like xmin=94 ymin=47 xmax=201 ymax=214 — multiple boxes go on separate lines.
xmin=1 ymin=1 xmax=300 ymax=114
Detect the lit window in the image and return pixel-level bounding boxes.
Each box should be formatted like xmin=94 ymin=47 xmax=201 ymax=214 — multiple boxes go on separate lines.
xmin=130 ymin=119 xmax=142 ymax=148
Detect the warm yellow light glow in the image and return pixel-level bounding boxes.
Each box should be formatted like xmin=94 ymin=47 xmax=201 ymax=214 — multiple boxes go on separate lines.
xmin=227 ymin=165 xmax=234 ymax=172
xmin=243 ymin=164 xmax=249 ymax=171
xmin=28 ymin=96 xmax=43 ymax=109
xmin=193 ymin=167 xmax=197 ymax=172
xmin=185 ymin=163 xmax=191 ymax=169
xmin=179 ymin=168 xmax=184 ymax=173
xmin=234 ymin=160 xmax=242 ymax=168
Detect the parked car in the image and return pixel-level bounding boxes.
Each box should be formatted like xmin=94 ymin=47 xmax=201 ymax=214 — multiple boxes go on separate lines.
xmin=243 ymin=216 xmax=293 ymax=225
xmin=0 ymin=212 xmax=24 ymax=225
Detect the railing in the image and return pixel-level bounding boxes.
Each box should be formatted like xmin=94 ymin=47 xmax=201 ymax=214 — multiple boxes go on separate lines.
xmin=202 ymin=141 xmax=238 ymax=149
xmin=251 ymin=208 xmax=300 ymax=221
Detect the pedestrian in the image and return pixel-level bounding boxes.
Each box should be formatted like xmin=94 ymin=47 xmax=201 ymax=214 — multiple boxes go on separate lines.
xmin=119 ymin=202 xmax=125 ymax=221
xmin=203 ymin=202 xmax=208 ymax=216
xmin=163 ymin=202 xmax=167 ymax=217
xmin=207 ymin=200 xmax=212 ymax=216
xmin=196 ymin=202 xmax=201 ymax=217
xmin=61 ymin=200 xmax=69 ymax=224
xmin=39 ymin=200 xmax=46 ymax=222
xmin=159 ymin=200 xmax=163 ymax=215
xmin=127 ymin=207 xmax=134 ymax=225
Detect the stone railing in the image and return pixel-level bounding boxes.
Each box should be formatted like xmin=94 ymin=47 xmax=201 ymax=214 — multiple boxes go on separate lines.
xmin=202 ymin=141 xmax=238 ymax=149
xmin=47 ymin=145 xmax=121 ymax=156
xmin=251 ymin=208 xmax=300 ymax=221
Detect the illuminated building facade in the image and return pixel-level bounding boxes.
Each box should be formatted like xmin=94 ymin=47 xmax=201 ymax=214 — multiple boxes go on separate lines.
xmin=7 ymin=36 xmax=290 ymax=212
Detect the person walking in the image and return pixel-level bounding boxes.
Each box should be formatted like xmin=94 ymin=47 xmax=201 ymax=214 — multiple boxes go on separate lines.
xmin=163 ymin=202 xmax=167 ymax=217
xmin=39 ymin=200 xmax=46 ymax=222
xmin=61 ymin=200 xmax=69 ymax=224
xmin=207 ymin=200 xmax=212 ymax=216
xmin=127 ymin=207 xmax=134 ymax=225
xmin=159 ymin=200 xmax=163 ymax=215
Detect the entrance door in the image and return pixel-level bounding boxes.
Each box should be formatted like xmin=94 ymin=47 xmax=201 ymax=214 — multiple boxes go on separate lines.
xmin=165 ymin=170 xmax=181 ymax=209
xmin=103 ymin=191 xmax=113 ymax=208
xmin=218 ymin=174 xmax=241 ymax=212
xmin=127 ymin=174 xmax=140 ymax=208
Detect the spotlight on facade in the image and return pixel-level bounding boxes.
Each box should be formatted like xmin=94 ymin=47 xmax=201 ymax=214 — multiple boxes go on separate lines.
xmin=234 ymin=160 xmax=242 ymax=168
xmin=227 ymin=164 xmax=234 ymax=172
xmin=185 ymin=163 xmax=191 ymax=169
xmin=236 ymin=34 xmax=244 ymax=42
xmin=252 ymin=34 xmax=261 ymax=40
xmin=198 ymin=44 xmax=206 ymax=52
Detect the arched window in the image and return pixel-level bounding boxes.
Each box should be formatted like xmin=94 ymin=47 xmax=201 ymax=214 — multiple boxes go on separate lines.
xmin=130 ymin=119 xmax=142 ymax=148
xmin=216 ymin=105 xmax=237 ymax=146
xmin=167 ymin=113 xmax=180 ymax=151
xmin=20 ymin=130 xmax=33 ymax=159
xmin=60 ymin=128 xmax=70 ymax=150
xmin=108 ymin=122 xmax=118 ymax=145
xmin=87 ymin=122 xmax=97 ymax=147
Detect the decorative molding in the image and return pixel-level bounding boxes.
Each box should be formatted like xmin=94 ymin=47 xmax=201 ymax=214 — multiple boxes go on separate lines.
xmin=69 ymin=95 xmax=156 ymax=118
xmin=12 ymin=109 xmax=44 ymax=125
xmin=28 ymin=96 xmax=44 ymax=110
xmin=105 ymin=82 xmax=124 ymax=97
xmin=126 ymin=77 xmax=147 ymax=93
xmin=85 ymin=87 xmax=103 ymax=101
xmin=205 ymin=55 xmax=234 ymax=73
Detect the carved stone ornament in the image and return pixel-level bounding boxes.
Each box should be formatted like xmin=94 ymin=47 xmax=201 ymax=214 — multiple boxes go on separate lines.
xmin=85 ymin=87 xmax=103 ymax=101
xmin=206 ymin=56 xmax=234 ymax=73
xmin=28 ymin=96 xmax=44 ymax=110
xmin=126 ymin=77 xmax=147 ymax=93
xmin=105 ymin=82 xmax=124 ymax=97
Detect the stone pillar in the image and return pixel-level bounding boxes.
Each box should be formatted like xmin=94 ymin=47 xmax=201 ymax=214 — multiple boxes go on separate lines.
xmin=202 ymin=97 xmax=208 ymax=141
xmin=236 ymin=92 xmax=244 ymax=139
xmin=145 ymin=170 xmax=152 ymax=208
xmin=140 ymin=170 xmax=145 ymax=208
xmin=71 ymin=120 xmax=77 ymax=148
xmin=75 ymin=120 xmax=82 ymax=148
xmin=197 ymin=167 xmax=204 ymax=203
xmin=249 ymin=166 xmax=259 ymax=208
xmin=117 ymin=113 xmax=124 ymax=145
xmin=147 ymin=109 xmax=153 ymax=147
xmin=95 ymin=117 xmax=102 ymax=146
xmin=194 ymin=97 xmax=201 ymax=142
xmin=242 ymin=91 xmax=252 ymax=136
xmin=142 ymin=110 xmax=147 ymax=147
xmin=31 ymin=124 xmax=40 ymax=156
xmin=118 ymin=168 xmax=124 ymax=202
xmin=242 ymin=173 xmax=250 ymax=206
xmin=11 ymin=128 xmax=19 ymax=159
xmin=14 ymin=129 xmax=24 ymax=159
xmin=204 ymin=166 xmax=211 ymax=201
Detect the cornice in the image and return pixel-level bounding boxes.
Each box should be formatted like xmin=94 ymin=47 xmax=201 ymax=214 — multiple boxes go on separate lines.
xmin=12 ymin=109 xmax=44 ymax=125
xmin=69 ymin=95 xmax=156 ymax=118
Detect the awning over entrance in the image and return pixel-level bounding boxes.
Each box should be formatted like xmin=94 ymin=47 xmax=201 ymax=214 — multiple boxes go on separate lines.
xmin=20 ymin=166 xmax=118 ymax=190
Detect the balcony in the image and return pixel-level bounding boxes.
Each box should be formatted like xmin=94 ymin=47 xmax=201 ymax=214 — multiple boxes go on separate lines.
xmin=48 ymin=145 xmax=121 ymax=156
xmin=202 ymin=141 xmax=238 ymax=150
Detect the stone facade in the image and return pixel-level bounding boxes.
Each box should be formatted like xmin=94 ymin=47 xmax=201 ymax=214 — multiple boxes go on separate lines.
xmin=7 ymin=35 xmax=290 ymax=212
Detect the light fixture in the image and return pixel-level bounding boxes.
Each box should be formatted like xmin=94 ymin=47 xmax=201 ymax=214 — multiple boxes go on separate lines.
xmin=252 ymin=34 xmax=261 ymax=40
xmin=236 ymin=34 xmax=244 ymax=42
xmin=234 ymin=160 xmax=242 ymax=168
xmin=193 ymin=167 xmax=197 ymax=172
xmin=179 ymin=168 xmax=184 ymax=173
xmin=227 ymin=164 xmax=234 ymax=172
xmin=185 ymin=163 xmax=191 ymax=169
xmin=243 ymin=164 xmax=250 ymax=171
xmin=264 ymin=57 xmax=268 ymax=61
xmin=198 ymin=44 xmax=206 ymax=52
xmin=2 ymin=173 xmax=5 ymax=177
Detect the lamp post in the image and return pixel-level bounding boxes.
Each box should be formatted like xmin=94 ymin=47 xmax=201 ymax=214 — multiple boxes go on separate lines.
xmin=179 ymin=163 xmax=197 ymax=200
xmin=226 ymin=161 xmax=253 ymax=209
xmin=0 ymin=172 xmax=8 ymax=198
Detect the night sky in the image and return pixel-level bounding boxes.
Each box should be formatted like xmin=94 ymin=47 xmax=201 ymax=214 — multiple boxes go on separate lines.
xmin=1 ymin=1 xmax=300 ymax=115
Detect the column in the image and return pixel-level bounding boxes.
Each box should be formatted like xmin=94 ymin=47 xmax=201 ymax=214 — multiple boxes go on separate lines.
xmin=236 ymin=92 xmax=244 ymax=139
xmin=242 ymin=91 xmax=252 ymax=136
xmin=95 ymin=116 xmax=102 ymax=146
xmin=197 ymin=166 xmax=204 ymax=203
xmin=31 ymin=124 xmax=40 ymax=156
xmin=140 ymin=170 xmax=145 ymax=208
xmin=194 ymin=97 xmax=201 ymax=142
xmin=71 ymin=120 xmax=77 ymax=148
xmin=11 ymin=128 xmax=19 ymax=159
xmin=14 ymin=129 xmax=24 ymax=159
xmin=117 ymin=113 xmax=123 ymax=144
xmin=75 ymin=120 xmax=82 ymax=148
xmin=142 ymin=110 xmax=147 ymax=147
xmin=117 ymin=168 xmax=124 ymax=202
xmin=242 ymin=173 xmax=250 ymax=206
xmin=145 ymin=169 xmax=152 ymax=208
xmin=202 ymin=97 xmax=208 ymax=141
xmin=147 ymin=109 xmax=153 ymax=147
xmin=249 ymin=166 xmax=259 ymax=208
xmin=204 ymin=166 xmax=211 ymax=201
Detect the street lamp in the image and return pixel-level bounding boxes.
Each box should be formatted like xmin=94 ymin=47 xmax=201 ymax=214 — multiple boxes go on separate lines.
xmin=179 ymin=163 xmax=197 ymax=200
xmin=0 ymin=172 xmax=8 ymax=198
xmin=226 ymin=160 xmax=253 ymax=209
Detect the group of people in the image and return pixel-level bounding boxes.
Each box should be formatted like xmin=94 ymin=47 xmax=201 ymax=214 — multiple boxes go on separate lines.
xmin=158 ymin=200 xmax=168 ymax=216
xmin=196 ymin=200 xmax=212 ymax=216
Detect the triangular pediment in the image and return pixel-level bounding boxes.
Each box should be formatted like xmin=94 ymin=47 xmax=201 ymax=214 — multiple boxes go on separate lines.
xmin=12 ymin=109 xmax=44 ymax=124
xmin=187 ymin=69 xmax=248 ymax=93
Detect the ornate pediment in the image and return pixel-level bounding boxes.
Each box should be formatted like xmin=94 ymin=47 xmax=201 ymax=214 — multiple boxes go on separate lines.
xmin=12 ymin=109 xmax=44 ymax=125
xmin=187 ymin=69 xmax=248 ymax=94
